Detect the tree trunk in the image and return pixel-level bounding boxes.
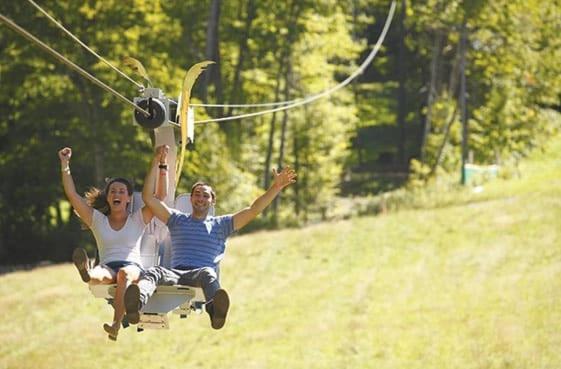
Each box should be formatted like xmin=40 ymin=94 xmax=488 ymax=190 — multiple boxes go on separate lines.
xmin=459 ymin=22 xmax=469 ymax=185
xmin=56 ymin=201 xmax=64 ymax=228
xmin=262 ymin=0 xmax=299 ymax=190
xmin=263 ymin=60 xmax=286 ymax=191
xmin=227 ymin=0 xmax=257 ymax=117
xmin=396 ymin=0 xmax=407 ymax=166
xmin=73 ymin=77 xmax=104 ymax=185
xmin=202 ymin=0 xmax=223 ymax=117
xmin=420 ymin=30 xmax=443 ymax=163
xmin=293 ymin=116 xmax=302 ymax=218
xmin=431 ymin=31 xmax=464 ymax=176
xmin=448 ymin=34 xmax=462 ymax=96
xmin=430 ymin=104 xmax=458 ymax=175
xmin=225 ymin=0 xmax=257 ymax=155
xmin=91 ymin=92 xmax=104 ymax=186
xmin=271 ymin=60 xmax=292 ymax=223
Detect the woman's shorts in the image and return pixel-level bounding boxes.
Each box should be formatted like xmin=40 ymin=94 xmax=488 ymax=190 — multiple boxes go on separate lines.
xmin=102 ymin=261 xmax=144 ymax=274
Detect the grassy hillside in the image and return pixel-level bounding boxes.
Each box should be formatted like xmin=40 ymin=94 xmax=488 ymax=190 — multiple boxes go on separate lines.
xmin=1 ymin=135 xmax=560 ymax=369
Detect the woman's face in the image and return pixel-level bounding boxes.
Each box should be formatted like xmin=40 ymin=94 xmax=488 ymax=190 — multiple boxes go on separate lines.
xmin=107 ymin=181 xmax=131 ymax=212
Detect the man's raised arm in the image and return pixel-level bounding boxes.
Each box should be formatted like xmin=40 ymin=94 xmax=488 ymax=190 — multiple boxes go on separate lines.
xmin=142 ymin=145 xmax=172 ymax=224
xmin=232 ymin=166 xmax=297 ymax=231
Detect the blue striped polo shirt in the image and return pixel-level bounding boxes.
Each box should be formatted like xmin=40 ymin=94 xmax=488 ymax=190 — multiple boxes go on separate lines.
xmin=167 ymin=210 xmax=235 ymax=269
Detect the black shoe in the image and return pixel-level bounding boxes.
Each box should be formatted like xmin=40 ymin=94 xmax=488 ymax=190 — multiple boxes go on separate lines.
xmin=207 ymin=289 xmax=230 ymax=330
xmin=124 ymin=284 xmax=141 ymax=325
xmin=72 ymin=248 xmax=90 ymax=283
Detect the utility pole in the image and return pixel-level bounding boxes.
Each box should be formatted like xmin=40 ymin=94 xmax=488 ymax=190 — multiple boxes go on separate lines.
xmin=459 ymin=21 xmax=468 ymax=185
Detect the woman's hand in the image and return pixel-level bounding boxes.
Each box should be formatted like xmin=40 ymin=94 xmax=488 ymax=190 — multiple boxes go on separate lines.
xmin=156 ymin=145 xmax=169 ymax=164
xmin=58 ymin=147 xmax=72 ymax=172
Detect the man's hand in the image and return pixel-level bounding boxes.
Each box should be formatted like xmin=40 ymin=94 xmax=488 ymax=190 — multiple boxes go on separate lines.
xmin=272 ymin=166 xmax=297 ymax=190
xmin=233 ymin=166 xmax=297 ymax=231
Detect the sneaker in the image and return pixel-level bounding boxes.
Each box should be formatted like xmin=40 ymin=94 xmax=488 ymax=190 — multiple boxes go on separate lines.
xmin=103 ymin=323 xmax=119 ymax=341
xmin=72 ymin=248 xmax=90 ymax=283
xmin=124 ymin=284 xmax=141 ymax=325
xmin=207 ymin=289 xmax=230 ymax=330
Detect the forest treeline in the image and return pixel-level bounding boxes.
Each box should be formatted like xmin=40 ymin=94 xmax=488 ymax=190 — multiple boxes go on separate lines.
xmin=1 ymin=0 xmax=560 ymax=264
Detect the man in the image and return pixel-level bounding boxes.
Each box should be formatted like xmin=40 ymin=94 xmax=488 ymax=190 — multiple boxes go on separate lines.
xmin=124 ymin=146 xmax=297 ymax=329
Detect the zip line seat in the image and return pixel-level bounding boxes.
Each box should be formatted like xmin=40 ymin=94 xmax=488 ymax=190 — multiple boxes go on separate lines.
xmin=88 ymin=192 xmax=212 ymax=330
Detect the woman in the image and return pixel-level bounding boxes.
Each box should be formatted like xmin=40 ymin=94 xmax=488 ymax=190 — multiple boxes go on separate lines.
xmin=58 ymin=145 xmax=169 ymax=340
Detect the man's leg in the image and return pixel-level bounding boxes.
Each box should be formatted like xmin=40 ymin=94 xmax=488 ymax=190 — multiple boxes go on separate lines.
xmin=124 ymin=266 xmax=180 ymax=324
xmin=208 ymin=289 xmax=229 ymax=330
xmin=177 ymin=267 xmax=229 ymax=329
xmin=176 ymin=267 xmax=220 ymax=299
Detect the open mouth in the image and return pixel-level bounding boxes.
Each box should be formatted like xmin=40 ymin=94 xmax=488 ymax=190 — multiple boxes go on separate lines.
xmin=112 ymin=199 xmax=122 ymax=206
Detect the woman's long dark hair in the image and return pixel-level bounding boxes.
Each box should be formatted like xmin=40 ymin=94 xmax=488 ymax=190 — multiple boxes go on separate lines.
xmin=85 ymin=177 xmax=133 ymax=215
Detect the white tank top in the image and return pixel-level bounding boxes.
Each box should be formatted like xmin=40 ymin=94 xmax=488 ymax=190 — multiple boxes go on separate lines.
xmin=90 ymin=208 xmax=147 ymax=265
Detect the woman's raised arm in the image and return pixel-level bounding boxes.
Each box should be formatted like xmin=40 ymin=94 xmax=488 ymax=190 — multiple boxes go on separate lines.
xmin=58 ymin=147 xmax=93 ymax=227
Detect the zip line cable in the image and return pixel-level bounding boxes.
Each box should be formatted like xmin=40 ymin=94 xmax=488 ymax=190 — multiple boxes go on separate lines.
xmin=26 ymin=0 xmax=290 ymax=109
xmin=28 ymin=0 xmax=288 ymax=109
xmin=26 ymin=0 xmax=395 ymax=112
xmin=191 ymin=101 xmax=294 ymax=108
xmin=1 ymin=0 xmax=395 ymax=123
xmin=192 ymin=1 xmax=397 ymax=110
xmin=0 ymin=13 xmax=150 ymax=117
xmin=193 ymin=0 xmax=396 ymax=125
xmin=27 ymin=0 xmax=145 ymax=90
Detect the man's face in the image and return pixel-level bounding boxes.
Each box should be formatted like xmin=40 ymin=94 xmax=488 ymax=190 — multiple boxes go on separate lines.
xmin=190 ymin=185 xmax=214 ymax=214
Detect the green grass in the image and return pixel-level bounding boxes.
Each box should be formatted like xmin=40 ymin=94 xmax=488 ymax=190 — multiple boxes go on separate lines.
xmin=1 ymin=136 xmax=561 ymax=369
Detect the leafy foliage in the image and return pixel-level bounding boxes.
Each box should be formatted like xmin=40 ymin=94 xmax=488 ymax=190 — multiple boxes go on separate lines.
xmin=1 ymin=0 xmax=560 ymax=264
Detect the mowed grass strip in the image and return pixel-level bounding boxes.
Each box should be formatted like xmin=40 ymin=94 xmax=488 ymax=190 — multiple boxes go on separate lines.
xmin=1 ymin=136 xmax=560 ymax=369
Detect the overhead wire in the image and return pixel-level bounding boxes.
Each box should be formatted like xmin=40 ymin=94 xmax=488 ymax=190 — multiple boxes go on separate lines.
xmin=1 ymin=0 xmax=395 ymax=124
xmin=193 ymin=0 xmax=397 ymax=124
xmin=27 ymin=0 xmax=145 ymax=90
xmin=0 ymin=13 xmax=150 ymax=117
xmin=24 ymin=0 xmax=245 ymax=110
xmin=191 ymin=101 xmax=294 ymax=108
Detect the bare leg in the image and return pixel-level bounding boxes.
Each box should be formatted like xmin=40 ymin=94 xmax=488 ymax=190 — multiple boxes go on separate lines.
xmin=87 ymin=265 xmax=116 ymax=285
xmin=104 ymin=266 xmax=141 ymax=340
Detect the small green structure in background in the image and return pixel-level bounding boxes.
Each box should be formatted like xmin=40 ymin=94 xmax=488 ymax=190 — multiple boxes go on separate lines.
xmin=462 ymin=163 xmax=499 ymax=185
